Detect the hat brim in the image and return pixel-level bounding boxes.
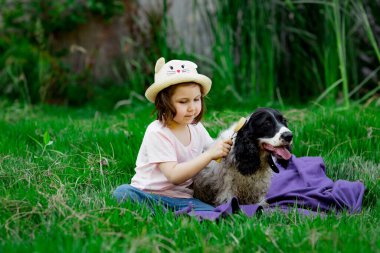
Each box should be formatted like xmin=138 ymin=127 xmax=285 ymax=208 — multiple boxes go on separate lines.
xmin=145 ymin=73 xmax=212 ymax=103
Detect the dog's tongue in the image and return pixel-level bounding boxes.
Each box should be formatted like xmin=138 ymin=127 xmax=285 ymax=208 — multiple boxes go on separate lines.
xmin=263 ymin=143 xmax=292 ymax=160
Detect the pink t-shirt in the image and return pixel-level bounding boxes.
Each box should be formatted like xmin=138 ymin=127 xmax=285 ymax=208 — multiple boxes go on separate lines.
xmin=130 ymin=120 xmax=214 ymax=198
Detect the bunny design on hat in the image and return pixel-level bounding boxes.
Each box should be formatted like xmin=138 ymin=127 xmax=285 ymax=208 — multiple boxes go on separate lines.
xmin=145 ymin=57 xmax=212 ymax=103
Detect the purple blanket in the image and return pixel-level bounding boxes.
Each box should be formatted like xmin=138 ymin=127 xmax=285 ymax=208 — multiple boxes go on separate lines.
xmin=176 ymin=155 xmax=365 ymax=221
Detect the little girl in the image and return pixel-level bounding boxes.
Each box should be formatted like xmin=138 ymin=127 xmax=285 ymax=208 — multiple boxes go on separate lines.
xmin=113 ymin=57 xmax=232 ymax=211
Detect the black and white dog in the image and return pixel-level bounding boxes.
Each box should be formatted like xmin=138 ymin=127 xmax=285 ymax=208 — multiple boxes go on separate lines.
xmin=193 ymin=108 xmax=293 ymax=206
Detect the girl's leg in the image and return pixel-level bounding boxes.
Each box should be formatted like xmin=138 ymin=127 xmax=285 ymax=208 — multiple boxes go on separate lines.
xmin=113 ymin=184 xmax=215 ymax=211
xmin=158 ymin=196 xmax=215 ymax=211
xmin=113 ymin=184 xmax=159 ymax=207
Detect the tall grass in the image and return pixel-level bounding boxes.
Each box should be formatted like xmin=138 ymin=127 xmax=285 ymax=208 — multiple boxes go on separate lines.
xmin=195 ymin=0 xmax=380 ymax=107
xmin=353 ymin=1 xmax=380 ymax=64
xmin=0 ymin=102 xmax=379 ymax=252
xmin=322 ymin=2 xmax=340 ymax=104
xmin=199 ymin=0 xmax=279 ymax=102
xmin=332 ymin=0 xmax=350 ymax=108
xmin=1 ymin=0 xmax=379 ymax=107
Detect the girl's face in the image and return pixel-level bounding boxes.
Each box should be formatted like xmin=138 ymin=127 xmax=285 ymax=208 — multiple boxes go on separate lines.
xmin=170 ymin=84 xmax=202 ymax=126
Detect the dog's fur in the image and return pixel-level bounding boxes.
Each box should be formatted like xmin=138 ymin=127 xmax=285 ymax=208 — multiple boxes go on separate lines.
xmin=193 ymin=108 xmax=293 ymax=206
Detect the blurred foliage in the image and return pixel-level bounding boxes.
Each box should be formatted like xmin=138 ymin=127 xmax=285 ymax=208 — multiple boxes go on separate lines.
xmin=1 ymin=0 xmax=124 ymax=35
xmin=0 ymin=0 xmax=125 ymax=105
xmin=0 ymin=0 xmax=379 ymax=109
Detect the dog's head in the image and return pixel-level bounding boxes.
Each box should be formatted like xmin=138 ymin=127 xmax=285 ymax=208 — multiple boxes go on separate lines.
xmin=233 ymin=108 xmax=293 ymax=175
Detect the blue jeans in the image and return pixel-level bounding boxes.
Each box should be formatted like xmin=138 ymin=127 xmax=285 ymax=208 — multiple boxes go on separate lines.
xmin=113 ymin=184 xmax=215 ymax=212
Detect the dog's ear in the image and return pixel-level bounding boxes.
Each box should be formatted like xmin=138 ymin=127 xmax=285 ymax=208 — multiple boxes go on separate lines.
xmin=233 ymin=131 xmax=261 ymax=175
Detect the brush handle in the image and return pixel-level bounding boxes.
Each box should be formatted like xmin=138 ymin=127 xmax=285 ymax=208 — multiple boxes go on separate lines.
xmin=215 ymin=136 xmax=234 ymax=163
xmin=214 ymin=118 xmax=244 ymax=163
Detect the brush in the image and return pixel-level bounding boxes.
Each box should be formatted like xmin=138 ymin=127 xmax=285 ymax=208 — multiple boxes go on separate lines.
xmin=216 ymin=117 xmax=246 ymax=163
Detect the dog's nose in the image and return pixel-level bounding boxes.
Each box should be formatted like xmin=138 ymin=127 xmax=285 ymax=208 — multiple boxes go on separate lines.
xmin=281 ymin=132 xmax=293 ymax=142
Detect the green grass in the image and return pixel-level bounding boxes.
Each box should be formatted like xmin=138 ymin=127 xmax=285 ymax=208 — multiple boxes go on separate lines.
xmin=0 ymin=102 xmax=379 ymax=252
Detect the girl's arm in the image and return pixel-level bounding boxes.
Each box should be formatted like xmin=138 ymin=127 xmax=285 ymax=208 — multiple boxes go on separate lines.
xmin=159 ymin=139 xmax=232 ymax=185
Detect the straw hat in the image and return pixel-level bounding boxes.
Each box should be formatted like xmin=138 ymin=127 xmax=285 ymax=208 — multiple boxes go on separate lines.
xmin=145 ymin=57 xmax=212 ymax=103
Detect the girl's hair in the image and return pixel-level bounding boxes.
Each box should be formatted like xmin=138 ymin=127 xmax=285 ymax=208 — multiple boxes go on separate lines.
xmin=155 ymin=82 xmax=205 ymax=126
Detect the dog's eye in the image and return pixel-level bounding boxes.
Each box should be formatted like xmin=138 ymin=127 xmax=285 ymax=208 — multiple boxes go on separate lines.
xmin=277 ymin=115 xmax=287 ymax=124
xmin=263 ymin=121 xmax=272 ymax=128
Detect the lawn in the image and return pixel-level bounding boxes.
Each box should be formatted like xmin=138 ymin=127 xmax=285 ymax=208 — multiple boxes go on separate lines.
xmin=0 ymin=101 xmax=379 ymax=252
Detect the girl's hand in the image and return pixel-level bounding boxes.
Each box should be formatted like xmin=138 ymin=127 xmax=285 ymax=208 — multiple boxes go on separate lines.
xmin=207 ymin=139 xmax=233 ymax=161
xmin=159 ymin=139 xmax=232 ymax=185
